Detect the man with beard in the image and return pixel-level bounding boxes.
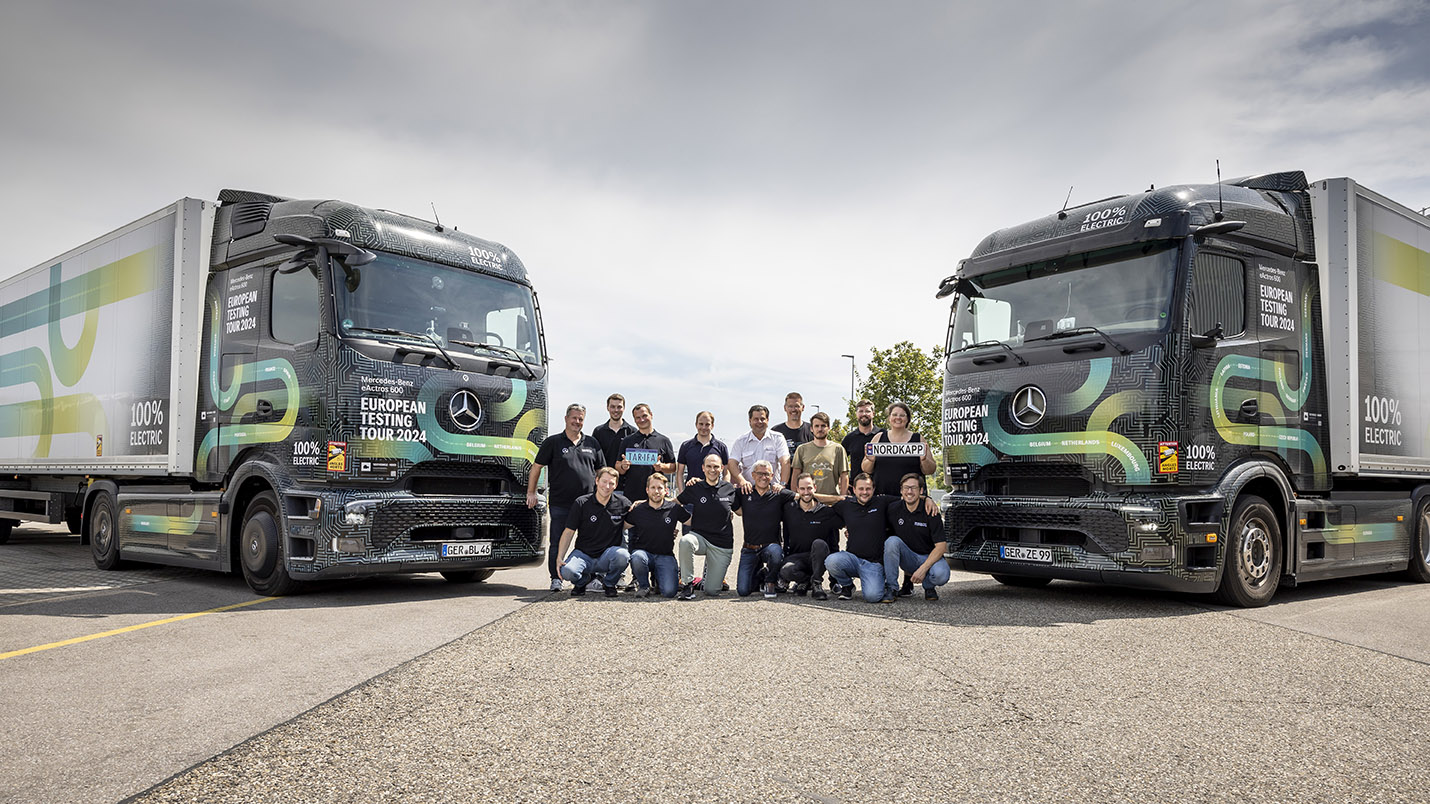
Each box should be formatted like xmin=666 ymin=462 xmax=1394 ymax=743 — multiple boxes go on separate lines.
xmin=791 ymin=411 xmax=849 ymax=495
xmin=625 ymin=474 xmax=691 ymax=598
xmin=824 ymin=473 xmax=939 ymax=603
xmin=779 ymin=473 xmax=845 ymax=600
xmin=840 ymin=399 xmax=879 ymax=481
xmin=556 ymin=467 xmax=632 ymax=597
xmin=884 ymin=473 xmax=951 ymax=601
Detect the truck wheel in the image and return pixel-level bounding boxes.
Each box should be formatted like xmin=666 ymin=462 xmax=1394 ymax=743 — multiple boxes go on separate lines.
xmin=90 ymin=493 xmax=125 ymax=570
xmin=1406 ymin=499 xmax=1430 ymax=583
xmin=239 ymin=492 xmax=303 ymax=596
xmin=65 ymin=507 xmax=83 ymax=536
xmin=440 ymin=569 xmax=495 ymax=584
xmin=1215 ymin=495 xmax=1281 ymax=607
xmin=0 ymin=519 xmax=15 ymax=545
xmin=992 ymin=574 xmax=1052 ymax=588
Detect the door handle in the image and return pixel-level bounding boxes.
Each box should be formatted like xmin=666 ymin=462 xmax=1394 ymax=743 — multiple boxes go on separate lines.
xmin=1239 ymin=398 xmax=1259 ymax=421
xmin=256 ymin=399 xmax=274 ymax=417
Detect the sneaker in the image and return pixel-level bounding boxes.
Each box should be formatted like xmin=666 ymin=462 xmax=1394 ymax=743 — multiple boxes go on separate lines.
xmin=721 ymin=581 xmax=730 ymax=592
xmin=603 ymin=584 xmax=618 ymax=598
xmin=924 ymin=587 xmax=939 ymax=601
xmin=880 ymin=587 xmax=896 ymax=604
xmin=763 ymin=583 xmax=777 ymax=599
xmin=692 ymin=576 xmax=704 ymax=591
xmin=776 ymin=580 xmax=790 ymax=593
xmin=828 ymin=581 xmax=843 ymax=598
xmin=793 ymin=583 xmax=809 ymax=597
xmin=549 ymin=578 xmax=563 ymax=592
xmin=570 ymin=584 xmax=587 ymax=597
xmin=676 ymin=583 xmax=696 ymax=600
xmin=811 ymin=583 xmax=828 ymax=601
xmin=837 ymin=585 xmax=852 ymax=601
xmin=634 ymin=586 xmax=651 ymax=598
xmin=621 ymin=580 xmax=639 ymax=592
xmin=898 ymin=578 xmax=915 ymax=597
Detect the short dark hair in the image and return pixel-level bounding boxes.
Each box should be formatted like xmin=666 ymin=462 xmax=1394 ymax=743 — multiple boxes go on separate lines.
xmin=852 ymin=472 xmax=873 ymax=487
xmin=607 ymin=394 xmax=625 ymax=405
xmin=748 ymin=405 xmax=769 ymax=419
xmin=899 ymin=473 xmax=925 ymax=492
xmin=810 ymin=411 xmax=830 ymax=426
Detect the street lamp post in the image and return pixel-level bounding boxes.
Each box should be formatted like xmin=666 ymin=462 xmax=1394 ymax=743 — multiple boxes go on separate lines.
xmin=840 ymin=354 xmax=855 ymax=408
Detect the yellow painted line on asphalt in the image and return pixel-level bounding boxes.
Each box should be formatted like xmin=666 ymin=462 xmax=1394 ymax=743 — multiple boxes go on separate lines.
xmin=0 ymin=597 xmax=277 ymax=661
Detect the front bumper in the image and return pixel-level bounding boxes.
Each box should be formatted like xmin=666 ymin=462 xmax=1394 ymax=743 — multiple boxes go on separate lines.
xmin=283 ymin=490 xmax=544 ymax=580
xmin=943 ymin=492 xmax=1223 ymax=593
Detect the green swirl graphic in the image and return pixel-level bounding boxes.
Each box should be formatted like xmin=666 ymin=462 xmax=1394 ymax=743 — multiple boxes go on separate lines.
xmin=984 ymin=390 xmax=1151 ymax=483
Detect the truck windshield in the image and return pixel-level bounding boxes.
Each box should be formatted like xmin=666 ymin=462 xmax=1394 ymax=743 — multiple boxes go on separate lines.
xmin=951 ymin=241 xmax=1179 ymax=350
xmin=335 ymin=252 xmax=542 ymax=363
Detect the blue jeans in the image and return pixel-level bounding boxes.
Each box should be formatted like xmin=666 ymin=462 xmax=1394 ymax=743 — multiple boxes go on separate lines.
xmin=825 ymin=551 xmax=890 ymax=602
xmin=630 ymin=550 xmax=678 ymax=598
xmin=884 ymin=536 xmax=950 ymax=590
xmin=560 ymin=546 xmax=630 ymax=588
xmin=546 ymin=505 xmax=570 ymax=580
xmin=737 ymin=543 xmax=784 ymax=596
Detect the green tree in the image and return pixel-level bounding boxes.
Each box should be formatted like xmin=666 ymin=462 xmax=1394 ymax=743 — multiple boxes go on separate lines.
xmin=844 ymin=341 xmax=945 ymax=436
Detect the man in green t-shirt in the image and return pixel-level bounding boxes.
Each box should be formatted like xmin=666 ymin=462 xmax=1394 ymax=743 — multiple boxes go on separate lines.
xmin=791 ymin=411 xmax=849 ymax=495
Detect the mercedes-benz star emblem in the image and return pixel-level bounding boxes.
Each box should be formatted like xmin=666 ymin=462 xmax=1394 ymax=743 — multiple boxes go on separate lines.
xmin=1011 ymin=385 xmax=1047 ymax=428
xmin=448 ymin=389 xmax=482 ymax=431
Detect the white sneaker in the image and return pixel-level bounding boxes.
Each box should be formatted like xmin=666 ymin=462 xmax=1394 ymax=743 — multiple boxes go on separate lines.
xmin=549 ymin=578 xmax=563 ymax=591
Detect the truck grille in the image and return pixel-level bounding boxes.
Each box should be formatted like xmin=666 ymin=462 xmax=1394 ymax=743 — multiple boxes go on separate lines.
xmin=977 ymin=462 xmax=1091 ymax=497
xmin=369 ymin=497 xmax=539 ymax=555
xmin=945 ymin=503 xmax=1128 ymax=554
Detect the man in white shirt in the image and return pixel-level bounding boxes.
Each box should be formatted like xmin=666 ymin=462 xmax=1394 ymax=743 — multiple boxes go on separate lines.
xmin=727 ymin=405 xmax=790 ymax=493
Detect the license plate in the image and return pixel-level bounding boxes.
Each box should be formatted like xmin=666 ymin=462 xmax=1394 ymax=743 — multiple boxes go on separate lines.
xmin=999 ymin=544 xmax=1052 ymax=563
xmin=441 ymin=541 xmax=493 ymax=558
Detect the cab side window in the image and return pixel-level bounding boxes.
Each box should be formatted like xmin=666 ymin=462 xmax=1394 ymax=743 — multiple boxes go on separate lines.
xmin=1189 ymin=253 xmax=1246 ymax=337
xmin=271 ymin=267 xmax=319 ymax=345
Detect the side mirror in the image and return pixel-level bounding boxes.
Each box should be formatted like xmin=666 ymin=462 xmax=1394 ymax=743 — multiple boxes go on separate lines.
xmin=1190 ymin=322 xmax=1224 ymax=348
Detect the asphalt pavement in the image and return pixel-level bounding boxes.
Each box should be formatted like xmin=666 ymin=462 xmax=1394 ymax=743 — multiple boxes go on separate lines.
xmin=128 ymin=571 xmax=1430 ymax=804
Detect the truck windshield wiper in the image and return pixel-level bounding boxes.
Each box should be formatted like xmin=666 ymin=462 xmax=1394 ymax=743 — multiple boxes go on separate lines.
xmin=451 ymin=340 xmax=538 ymax=380
xmin=952 ymin=339 xmax=1027 ymax=366
xmin=344 ymin=326 xmax=458 ymax=369
xmin=1027 ymin=326 xmax=1131 ymax=355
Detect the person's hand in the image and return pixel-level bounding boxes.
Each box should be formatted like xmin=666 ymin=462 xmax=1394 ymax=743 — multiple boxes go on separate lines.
xmin=923 ymin=497 xmax=938 ymax=516
xmin=616 ymin=458 xmax=631 ymax=474
xmin=912 ymin=567 xmax=927 ymax=585
xmin=525 ymin=491 xmax=538 ymax=509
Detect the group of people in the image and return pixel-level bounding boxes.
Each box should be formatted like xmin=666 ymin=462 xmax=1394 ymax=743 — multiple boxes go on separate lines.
xmin=526 ymin=392 xmax=947 ymax=603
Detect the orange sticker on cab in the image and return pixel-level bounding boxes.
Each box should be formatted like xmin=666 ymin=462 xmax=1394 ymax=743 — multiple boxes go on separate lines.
xmin=1157 ymin=441 xmax=1178 ymax=474
xmin=327 ymin=441 xmax=348 ymax=472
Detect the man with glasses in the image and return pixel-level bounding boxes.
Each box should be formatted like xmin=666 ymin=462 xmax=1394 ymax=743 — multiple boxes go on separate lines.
xmin=884 ymin=473 xmax=951 ymax=600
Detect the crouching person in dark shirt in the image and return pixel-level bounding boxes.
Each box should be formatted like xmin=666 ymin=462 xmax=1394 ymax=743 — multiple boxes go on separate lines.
xmin=734 ymin=460 xmax=790 ymax=598
xmin=825 ymin=472 xmax=939 ymax=603
xmin=625 ymin=474 xmax=691 ymax=598
xmin=556 ymin=467 xmax=632 ymax=597
xmin=884 ymin=473 xmax=950 ymax=601
xmin=780 ymin=474 xmax=845 ymax=600
xmin=675 ymin=454 xmax=739 ymax=599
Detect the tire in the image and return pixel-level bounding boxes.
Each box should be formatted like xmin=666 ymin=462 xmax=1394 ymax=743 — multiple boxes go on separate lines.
xmin=1406 ymin=499 xmax=1430 ymax=583
xmin=1215 ymin=495 xmax=1282 ymax=607
xmin=65 ymin=507 xmax=83 ymax=536
xmin=440 ymin=569 xmax=495 ymax=584
xmin=992 ymin=573 xmax=1052 ymax=588
xmin=238 ymin=492 xmax=303 ymax=596
xmin=89 ymin=493 xmax=125 ymax=570
xmin=0 ymin=519 xmax=15 ymax=545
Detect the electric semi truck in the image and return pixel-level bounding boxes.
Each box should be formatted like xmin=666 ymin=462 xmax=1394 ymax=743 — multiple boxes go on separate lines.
xmin=937 ymin=171 xmax=1430 ymax=606
xmin=0 ymin=190 xmax=548 ymax=594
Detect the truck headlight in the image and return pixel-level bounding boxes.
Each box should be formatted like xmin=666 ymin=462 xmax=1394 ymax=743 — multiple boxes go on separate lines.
xmin=343 ymin=501 xmax=374 ymax=526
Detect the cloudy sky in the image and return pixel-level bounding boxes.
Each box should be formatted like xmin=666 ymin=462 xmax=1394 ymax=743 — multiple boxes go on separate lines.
xmin=4 ymin=0 xmax=1429 ymax=447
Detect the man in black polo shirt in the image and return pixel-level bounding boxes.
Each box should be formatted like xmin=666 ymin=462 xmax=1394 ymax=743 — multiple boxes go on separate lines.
xmin=556 ymin=467 xmax=632 ymax=597
xmin=675 ymin=454 xmax=738 ymax=599
xmin=528 ymin=403 xmax=605 ymax=591
xmin=824 ymin=473 xmax=938 ymax=603
xmin=592 ymin=393 xmax=636 ymax=468
xmin=840 ymin=399 xmax=879 ymax=484
xmin=781 ymin=473 xmax=845 ymax=600
xmin=772 ymin=392 xmax=813 ymax=483
xmin=615 ymin=403 xmax=677 ymax=501
xmin=883 ymin=473 xmax=951 ymax=600
xmin=734 ymin=460 xmax=791 ymax=598
xmin=625 ymin=474 xmax=691 ymax=598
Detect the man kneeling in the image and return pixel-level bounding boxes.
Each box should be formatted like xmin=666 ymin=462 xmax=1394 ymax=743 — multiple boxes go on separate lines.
xmin=625 ymin=474 xmax=690 ymax=598
xmin=556 ymin=467 xmax=632 ymax=597
xmin=884 ymin=473 xmax=950 ymax=601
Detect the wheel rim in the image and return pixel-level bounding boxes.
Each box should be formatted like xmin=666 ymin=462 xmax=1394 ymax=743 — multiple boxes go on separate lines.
xmin=1421 ymin=509 xmax=1430 ymax=563
xmin=1238 ymin=517 xmax=1272 ymax=586
xmin=95 ymin=507 xmax=113 ymax=555
xmin=242 ymin=517 xmax=273 ymax=573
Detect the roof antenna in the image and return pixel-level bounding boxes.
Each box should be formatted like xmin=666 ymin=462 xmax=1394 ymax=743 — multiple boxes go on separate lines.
xmin=1214 ymin=160 xmax=1225 ymax=222
xmin=1057 ymin=186 xmax=1074 ymax=220
xmin=430 ymin=202 xmax=445 ymax=232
